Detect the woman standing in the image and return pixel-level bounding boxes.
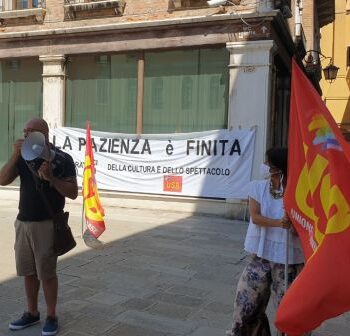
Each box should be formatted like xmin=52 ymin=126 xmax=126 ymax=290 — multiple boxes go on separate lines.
xmin=228 ymin=147 xmax=304 ymax=336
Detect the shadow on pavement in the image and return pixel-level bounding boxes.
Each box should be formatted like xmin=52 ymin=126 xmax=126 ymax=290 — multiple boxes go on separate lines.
xmin=0 ymin=205 xmax=349 ymax=336
xmin=0 ymin=206 xmax=248 ymax=336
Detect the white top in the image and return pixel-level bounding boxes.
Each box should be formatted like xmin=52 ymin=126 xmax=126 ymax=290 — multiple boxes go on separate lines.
xmin=244 ymin=179 xmax=304 ymax=264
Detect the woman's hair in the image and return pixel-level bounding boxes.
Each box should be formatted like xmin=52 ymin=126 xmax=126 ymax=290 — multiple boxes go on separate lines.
xmin=266 ymin=147 xmax=288 ymax=177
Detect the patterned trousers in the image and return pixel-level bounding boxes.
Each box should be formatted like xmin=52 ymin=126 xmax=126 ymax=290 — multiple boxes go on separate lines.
xmin=228 ymin=255 xmax=304 ymax=336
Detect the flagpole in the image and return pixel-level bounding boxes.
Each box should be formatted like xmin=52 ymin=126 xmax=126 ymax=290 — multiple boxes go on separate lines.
xmin=281 ymin=228 xmax=290 ymax=336
xmin=281 ymin=205 xmax=290 ymax=293
xmin=284 ymin=228 xmax=289 ymax=293
xmin=81 ymin=196 xmax=85 ymax=238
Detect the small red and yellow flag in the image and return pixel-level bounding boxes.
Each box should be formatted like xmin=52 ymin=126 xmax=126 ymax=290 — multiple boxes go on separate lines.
xmin=83 ymin=121 xmax=105 ymax=238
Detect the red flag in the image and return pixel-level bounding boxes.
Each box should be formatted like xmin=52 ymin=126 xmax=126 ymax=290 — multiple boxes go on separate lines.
xmin=83 ymin=121 xmax=105 ymax=238
xmin=275 ymin=59 xmax=350 ymax=335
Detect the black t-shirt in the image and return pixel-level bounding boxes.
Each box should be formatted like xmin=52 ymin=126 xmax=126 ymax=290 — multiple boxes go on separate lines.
xmin=17 ymin=147 xmax=76 ymax=221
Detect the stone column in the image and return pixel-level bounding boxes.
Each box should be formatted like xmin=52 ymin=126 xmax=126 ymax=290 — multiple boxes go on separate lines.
xmin=226 ymin=40 xmax=277 ymax=180
xmin=39 ymin=55 xmax=66 ymax=129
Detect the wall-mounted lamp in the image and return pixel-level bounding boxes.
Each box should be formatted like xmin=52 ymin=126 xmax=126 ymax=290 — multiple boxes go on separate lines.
xmin=322 ymin=63 xmax=339 ymax=82
xmin=304 ymin=50 xmax=339 ymax=83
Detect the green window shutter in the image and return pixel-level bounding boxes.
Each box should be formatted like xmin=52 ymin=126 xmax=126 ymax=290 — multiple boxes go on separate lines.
xmin=197 ymin=48 xmax=229 ymax=131
xmin=0 ymin=58 xmax=42 ymax=168
xmin=143 ymin=48 xmax=229 ymax=134
xmin=65 ymin=54 xmax=137 ymax=133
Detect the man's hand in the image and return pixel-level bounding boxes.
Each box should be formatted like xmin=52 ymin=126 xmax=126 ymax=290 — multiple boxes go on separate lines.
xmin=12 ymin=139 xmax=24 ymax=159
xmin=0 ymin=139 xmax=22 ymax=185
xmin=37 ymin=161 xmax=78 ymax=199
xmin=37 ymin=161 xmax=54 ymax=181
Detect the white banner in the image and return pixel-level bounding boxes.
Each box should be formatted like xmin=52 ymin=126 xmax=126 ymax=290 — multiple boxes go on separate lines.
xmin=51 ymin=128 xmax=256 ymax=199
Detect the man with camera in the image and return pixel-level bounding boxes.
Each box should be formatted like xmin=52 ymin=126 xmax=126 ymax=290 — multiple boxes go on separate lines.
xmin=0 ymin=117 xmax=78 ymax=336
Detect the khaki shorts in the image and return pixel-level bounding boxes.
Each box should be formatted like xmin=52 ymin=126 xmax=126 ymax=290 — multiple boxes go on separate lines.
xmin=14 ymin=219 xmax=57 ymax=281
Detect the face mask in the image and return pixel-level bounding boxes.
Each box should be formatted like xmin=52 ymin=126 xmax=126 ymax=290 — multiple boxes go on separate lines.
xmin=259 ymin=163 xmax=271 ymax=179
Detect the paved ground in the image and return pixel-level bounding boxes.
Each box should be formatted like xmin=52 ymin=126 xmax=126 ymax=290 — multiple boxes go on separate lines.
xmin=0 ymin=199 xmax=349 ymax=336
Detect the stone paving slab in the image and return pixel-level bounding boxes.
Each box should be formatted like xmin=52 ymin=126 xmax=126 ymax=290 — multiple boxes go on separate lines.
xmin=0 ymin=202 xmax=349 ymax=336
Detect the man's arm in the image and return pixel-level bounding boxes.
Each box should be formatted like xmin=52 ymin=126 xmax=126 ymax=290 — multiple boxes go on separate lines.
xmin=0 ymin=139 xmax=22 ymax=186
xmin=50 ymin=176 xmax=78 ymax=200
xmin=38 ymin=161 xmax=78 ymax=200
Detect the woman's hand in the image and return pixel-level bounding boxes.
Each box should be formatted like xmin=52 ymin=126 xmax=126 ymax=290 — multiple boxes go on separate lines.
xmin=280 ymin=213 xmax=292 ymax=229
xmin=280 ymin=219 xmax=291 ymax=229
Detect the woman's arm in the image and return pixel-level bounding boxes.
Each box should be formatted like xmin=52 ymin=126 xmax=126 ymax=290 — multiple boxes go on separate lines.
xmin=249 ymin=197 xmax=290 ymax=229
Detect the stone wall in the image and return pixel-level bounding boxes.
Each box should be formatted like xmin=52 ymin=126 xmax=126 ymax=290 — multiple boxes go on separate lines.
xmin=0 ymin=0 xmax=275 ymax=33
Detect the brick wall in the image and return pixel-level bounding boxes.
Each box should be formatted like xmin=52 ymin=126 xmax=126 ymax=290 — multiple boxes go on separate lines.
xmin=1 ymin=0 xmax=204 ymax=33
xmin=45 ymin=0 xmax=65 ymax=23
xmin=302 ymin=0 xmax=318 ymax=50
xmin=0 ymin=0 xmax=264 ymax=33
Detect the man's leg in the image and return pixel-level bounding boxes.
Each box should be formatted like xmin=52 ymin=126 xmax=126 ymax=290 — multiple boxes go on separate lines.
xmin=42 ymin=276 xmax=58 ymax=317
xmin=33 ymin=219 xmax=58 ymax=317
xmin=24 ymin=275 xmax=40 ymax=315
xmin=35 ymin=220 xmax=59 ymax=335
xmin=9 ymin=220 xmax=41 ymax=330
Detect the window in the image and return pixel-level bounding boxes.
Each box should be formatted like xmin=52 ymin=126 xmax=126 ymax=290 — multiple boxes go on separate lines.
xmin=0 ymin=64 xmax=2 ymax=103
xmin=0 ymin=0 xmax=41 ymax=11
xmin=0 ymin=58 xmax=42 ymax=169
xmin=209 ymin=76 xmax=221 ymax=110
xmin=151 ymin=78 xmax=164 ymax=110
xmin=64 ymin=0 xmax=125 ymax=20
xmin=347 ymin=46 xmax=350 ymax=68
xmin=181 ymin=76 xmax=193 ymax=110
xmin=96 ymin=78 xmax=110 ymax=105
xmin=172 ymin=0 xmax=210 ymax=10
xmin=66 ymin=48 xmax=229 ymax=134
xmin=95 ymin=56 xmax=111 ymax=106
xmin=66 ymin=54 xmax=138 ymax=133
xmin=143 ymin=48 xmax=229 ymax=134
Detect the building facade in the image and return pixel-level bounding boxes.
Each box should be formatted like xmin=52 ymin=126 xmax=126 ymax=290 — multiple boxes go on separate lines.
xmin=0 ymin=0 xmax=334 ymax=216
xmin=319 ymin=0 xmax=350 ymax=140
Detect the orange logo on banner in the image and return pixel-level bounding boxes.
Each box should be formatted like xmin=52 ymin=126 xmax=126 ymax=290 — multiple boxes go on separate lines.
xmin=163 ymin=176 xmax=182 ymax=192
